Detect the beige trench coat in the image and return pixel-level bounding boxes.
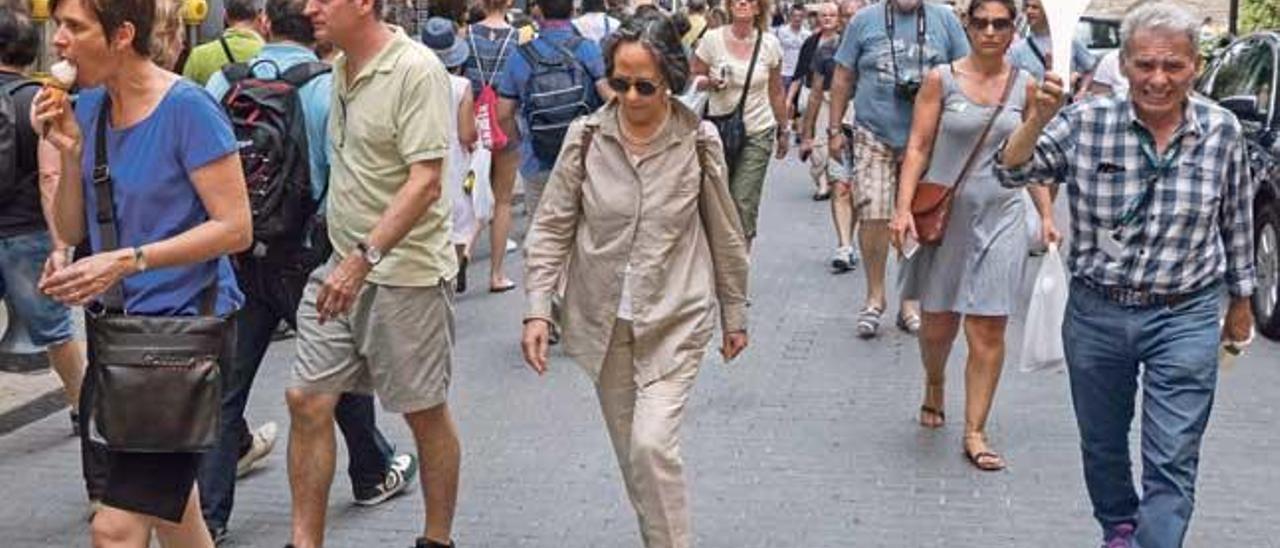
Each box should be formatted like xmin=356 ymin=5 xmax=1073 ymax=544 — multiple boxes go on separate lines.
xmin=523 ymin=102 xmax=751 ymax=385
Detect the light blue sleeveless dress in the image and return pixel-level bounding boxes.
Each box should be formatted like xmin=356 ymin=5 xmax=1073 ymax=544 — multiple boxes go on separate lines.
xmin=901 ymin=65 xmax=1031 ymax=316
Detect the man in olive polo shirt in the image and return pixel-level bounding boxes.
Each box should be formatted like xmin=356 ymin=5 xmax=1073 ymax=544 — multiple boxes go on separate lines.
xmin=287 ymin=0 xmax=459 ymax=546
xmin=182 ymin=0 xmax=266 ymax=84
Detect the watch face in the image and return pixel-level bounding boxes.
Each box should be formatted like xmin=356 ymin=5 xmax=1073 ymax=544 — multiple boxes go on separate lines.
xmin=367 ymin=248 xmax=383 ymax=265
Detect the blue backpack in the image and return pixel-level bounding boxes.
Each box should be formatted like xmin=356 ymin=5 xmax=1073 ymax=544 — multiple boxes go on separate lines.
xmin=517 ymin=35 xmax=601 ymax=168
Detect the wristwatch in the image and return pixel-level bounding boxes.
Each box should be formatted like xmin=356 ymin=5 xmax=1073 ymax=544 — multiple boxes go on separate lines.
xmin=827 ymin=127 xmax=843 ymax=137
xmin=355 ymin=241 xmax=384 ymax=267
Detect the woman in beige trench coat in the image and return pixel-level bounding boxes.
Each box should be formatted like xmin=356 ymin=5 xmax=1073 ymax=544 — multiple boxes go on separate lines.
xmin=520 ymin=13 xmax=751 ymax=548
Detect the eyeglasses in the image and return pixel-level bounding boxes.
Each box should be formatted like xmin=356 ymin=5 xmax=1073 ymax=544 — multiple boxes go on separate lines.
xmin=607 ymin=77 xmax=663 ymax=96
xmin=969 ymin=17 xmax=1014 ymax=32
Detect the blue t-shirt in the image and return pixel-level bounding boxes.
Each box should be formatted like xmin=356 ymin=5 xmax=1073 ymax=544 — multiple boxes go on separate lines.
xmin=206 ymin=43 xmax=334 ymax=202
xmin=75 ymin=81 xmax=244 ymax=316
xmin=834 ymin=2 xmax=969 ymax=150
xmin=1007 ymin=32 xmax=1098 ymax=82
xmin=496 ymin=20 xmax=606 ymax=177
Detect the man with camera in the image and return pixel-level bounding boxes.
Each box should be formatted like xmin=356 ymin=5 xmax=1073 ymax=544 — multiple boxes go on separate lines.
xmin=826 ymin=0 xmax=969 ymax=338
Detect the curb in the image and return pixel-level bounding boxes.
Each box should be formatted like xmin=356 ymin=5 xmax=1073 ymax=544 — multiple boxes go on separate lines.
xmin=0 ymin=386 xmax=66 ymax=436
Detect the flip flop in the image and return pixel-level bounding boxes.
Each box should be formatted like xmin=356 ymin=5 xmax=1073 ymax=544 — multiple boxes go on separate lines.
xmin=490 ymin=281 xmax=517 ymax=293
xmin=919 ymin=405 xmax=945 ymax=428
xmin=897 ymin=311 xmax=922 ymax=334
xmin=965 ymin=448 xmax=1006 ymax=472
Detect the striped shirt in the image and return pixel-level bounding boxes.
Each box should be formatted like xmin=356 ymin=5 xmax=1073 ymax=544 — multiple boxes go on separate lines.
xmin=995 ymin=95 xmax=1255 ymax=298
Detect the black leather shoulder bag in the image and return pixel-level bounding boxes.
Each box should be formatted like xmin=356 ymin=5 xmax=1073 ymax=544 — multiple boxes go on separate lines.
xmin=86 ymin=96 xmax=228 ymax=453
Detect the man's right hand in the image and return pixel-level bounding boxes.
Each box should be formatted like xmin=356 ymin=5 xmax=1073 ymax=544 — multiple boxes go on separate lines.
xmin=1026 ymin=73 xmax=1067 ymax=130
xmin=521 ymin=319 xmax=552 ymax=375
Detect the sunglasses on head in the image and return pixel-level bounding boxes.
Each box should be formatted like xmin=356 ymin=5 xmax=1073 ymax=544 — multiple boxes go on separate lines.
xmin=607 ymin=77 xmax=663 ymax=96
xmin=969 ymin=17 xmax=1014 ymax=32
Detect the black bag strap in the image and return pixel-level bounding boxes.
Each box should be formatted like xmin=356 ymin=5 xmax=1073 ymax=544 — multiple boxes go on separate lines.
xmin=948 ymin=67 xmax=1019 ymax=195
xmin=1025 ymin=35 xmax=1049 ymax=71
xmin=733 ymin=29 xmax=763 ymax=116
xmin=219 ymin=35 xmax=237 ymax=64
xmin=91 ymin=97 xmax=217 ymax=315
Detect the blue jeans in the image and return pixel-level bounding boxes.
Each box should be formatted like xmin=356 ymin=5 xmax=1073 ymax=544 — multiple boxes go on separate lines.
xmin=198 ymin=251 xmax=393 ymax=530
xmin=1063 ymin=279 xmax=1222 ymax=548
xmin=0 ymin=230 xmax=74 ymax=347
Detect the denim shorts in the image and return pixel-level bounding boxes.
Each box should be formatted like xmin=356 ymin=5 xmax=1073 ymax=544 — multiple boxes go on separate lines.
xmin=0 ymin=230 xmax=74 ymax=346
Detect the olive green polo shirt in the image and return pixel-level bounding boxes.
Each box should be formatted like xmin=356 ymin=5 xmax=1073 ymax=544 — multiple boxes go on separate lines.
xmin=326 ymin=31 xmax=455 ymax=287
xmin=182 ymin=28 xmax=264 ymax=85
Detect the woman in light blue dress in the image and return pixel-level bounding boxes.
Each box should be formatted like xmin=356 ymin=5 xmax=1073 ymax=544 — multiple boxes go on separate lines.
xmin=889 ymin=0 xmax=1059 ymax=471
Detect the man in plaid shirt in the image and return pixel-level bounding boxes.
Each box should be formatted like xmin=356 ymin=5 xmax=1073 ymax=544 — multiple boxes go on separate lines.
xmin=994 ymin=4 xmax=1254 ymax=547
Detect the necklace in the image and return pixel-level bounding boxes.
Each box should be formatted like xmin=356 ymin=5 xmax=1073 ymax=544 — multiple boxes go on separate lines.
xmin=618 ymin=106 xmax=670 ymax=148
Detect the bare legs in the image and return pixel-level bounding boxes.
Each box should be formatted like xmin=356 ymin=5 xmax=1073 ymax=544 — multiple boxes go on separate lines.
xmin=90 ymin=486 xmax=213 ymax=548
xmin=287 ymin=389 xmax=461 ymax=547
xmin=404 ymin=404 xmax=461 ymax=544
xmin=488 ymin=146 xmax=519 ymax=291
xmin=47 ymin=339 xmax=85 ymax=410
xmin=916 ymin=312 xmax=1009 ymax=468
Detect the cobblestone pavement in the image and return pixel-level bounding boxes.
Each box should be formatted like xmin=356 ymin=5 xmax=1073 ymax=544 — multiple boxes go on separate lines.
xmin=1 ymin=157 xmax=1277 ymax=547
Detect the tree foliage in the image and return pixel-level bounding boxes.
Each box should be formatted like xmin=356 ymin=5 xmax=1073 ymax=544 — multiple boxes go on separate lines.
xmin=1242 ymin=0 xmax=1280 ymax=32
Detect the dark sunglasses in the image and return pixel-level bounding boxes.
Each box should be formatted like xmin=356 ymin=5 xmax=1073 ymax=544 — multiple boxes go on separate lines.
xmin=969 ymin=17 xmax=1014 ymax=32
xmin=607 ymin=77 xmax=663 ymax=96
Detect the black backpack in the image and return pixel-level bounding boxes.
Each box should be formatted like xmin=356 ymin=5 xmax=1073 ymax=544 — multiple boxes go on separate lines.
xmin=517 ymin=35 xmax=601 ymax=168
xmin=219 ymin=60 xmax=331 ymax=254
xmin=1 ymin=79 xmax=41 ymax=197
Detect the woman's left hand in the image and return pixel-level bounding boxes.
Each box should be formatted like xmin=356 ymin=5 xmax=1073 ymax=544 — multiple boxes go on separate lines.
xmin=720 ymin=330 xmax=749 ymax=362
xmin=38 ymin=249 xmax=134 ymax=306
xmin=1040 ymin=217 xmax=1062 ymax=247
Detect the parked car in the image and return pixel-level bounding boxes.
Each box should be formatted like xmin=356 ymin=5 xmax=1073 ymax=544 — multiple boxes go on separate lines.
xmin=1075 ymin=15 xmax=1121 ymax=58
xmin=1197 ymin=31 xmax=1280 ymax=340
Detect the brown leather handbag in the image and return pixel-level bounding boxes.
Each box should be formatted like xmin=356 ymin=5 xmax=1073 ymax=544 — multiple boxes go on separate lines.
xmin=911 ymin=69 xmax=1018 ymax=246
xmin=85 ymin=97 xmax=229 ymax=453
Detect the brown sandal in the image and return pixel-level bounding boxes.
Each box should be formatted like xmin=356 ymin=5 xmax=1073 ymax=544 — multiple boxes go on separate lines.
xmin=963 ymin=435 xmax=1006 ymax=471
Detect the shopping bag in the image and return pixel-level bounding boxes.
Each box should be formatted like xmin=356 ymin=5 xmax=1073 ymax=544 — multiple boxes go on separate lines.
xmin=1020 ymin=243 xmax=1068 ymax=372
xmin=469 ymin=147 xmax=495 ymax=222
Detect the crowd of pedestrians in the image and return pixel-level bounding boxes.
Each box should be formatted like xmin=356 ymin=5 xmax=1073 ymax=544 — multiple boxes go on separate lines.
xmin=0 ymin=0 xmax=1261 ymax=547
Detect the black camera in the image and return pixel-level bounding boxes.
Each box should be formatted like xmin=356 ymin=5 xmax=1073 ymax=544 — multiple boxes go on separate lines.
xmin=895 ymin=80 xmax=922 ymax=102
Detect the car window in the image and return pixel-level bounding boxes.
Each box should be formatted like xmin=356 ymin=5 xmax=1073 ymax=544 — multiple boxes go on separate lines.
xmin=1075 ymin=20 xmax=1120 ymax=50
xmin=1207 ymin=40 xmax=1276 ymax=119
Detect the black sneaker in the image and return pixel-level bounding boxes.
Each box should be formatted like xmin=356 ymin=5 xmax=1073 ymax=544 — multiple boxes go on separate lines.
xmin=354 ymin=453 xmax=417 ymax=506
xmin=414 ymin=538 xmax=455 ymax=548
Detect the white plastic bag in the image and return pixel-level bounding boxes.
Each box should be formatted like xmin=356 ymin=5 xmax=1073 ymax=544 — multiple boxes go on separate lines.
xmin=677 ymin=87 xmax=709 ymax=115
xmin=1020 ymin=243 xmax=1068 ymax=372
xmin=469 ymin=147 xmax=495 ymax=222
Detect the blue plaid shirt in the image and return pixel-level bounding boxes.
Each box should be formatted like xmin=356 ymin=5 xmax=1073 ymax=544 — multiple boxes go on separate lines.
xmin=995 ymin=95 xmax=1255 ymax=298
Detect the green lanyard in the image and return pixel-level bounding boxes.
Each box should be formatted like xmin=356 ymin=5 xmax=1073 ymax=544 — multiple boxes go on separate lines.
xmin=1114 ymin=128 xmax=1183 ymax=228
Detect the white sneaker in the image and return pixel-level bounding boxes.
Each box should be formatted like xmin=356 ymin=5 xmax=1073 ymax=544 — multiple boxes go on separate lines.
xmin=235 ymin=422 xmax=278 ymax=478
xmin=353 ymin=453 xmax=418 ymax=506
xmin=505 ymin=239 xmax=518 ymax=253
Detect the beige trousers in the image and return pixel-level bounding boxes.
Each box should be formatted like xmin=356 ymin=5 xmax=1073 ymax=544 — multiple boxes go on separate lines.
xmin=596 ymin=321 xmax=700 ymax=548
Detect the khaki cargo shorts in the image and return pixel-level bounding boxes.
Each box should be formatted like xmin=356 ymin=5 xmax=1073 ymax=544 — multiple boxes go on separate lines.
xmin=292 ymin=257 xmax=456 ymax=414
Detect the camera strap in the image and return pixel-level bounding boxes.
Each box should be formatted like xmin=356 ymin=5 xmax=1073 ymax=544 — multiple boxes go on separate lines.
xmin=885 ymin=4 xmax=927 ymax=89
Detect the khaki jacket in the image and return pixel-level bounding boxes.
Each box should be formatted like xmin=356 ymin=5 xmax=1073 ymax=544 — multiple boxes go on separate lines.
xmin=523 ymin=102 xmax=750 ymax=385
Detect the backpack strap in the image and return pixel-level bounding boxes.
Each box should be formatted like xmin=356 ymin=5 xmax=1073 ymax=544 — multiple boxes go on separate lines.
xmin=1 ymin=78 xmax=40 ymax=96
xmin=280 ymin=62 xmax=332 ymax=88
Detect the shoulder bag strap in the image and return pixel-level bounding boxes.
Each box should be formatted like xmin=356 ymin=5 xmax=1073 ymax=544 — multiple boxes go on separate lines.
xmin=91 ymin=98 xmax=126 ymax=313
xmin=734 ymin=29 xmax=763 ymax=115
xmin=218 ymin=35 xmax=237 ymax=64
xmin=90 ymin=97 xmax=218 ymax=316
xmin=949 ymin=68 xmax=1020 ymax=195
